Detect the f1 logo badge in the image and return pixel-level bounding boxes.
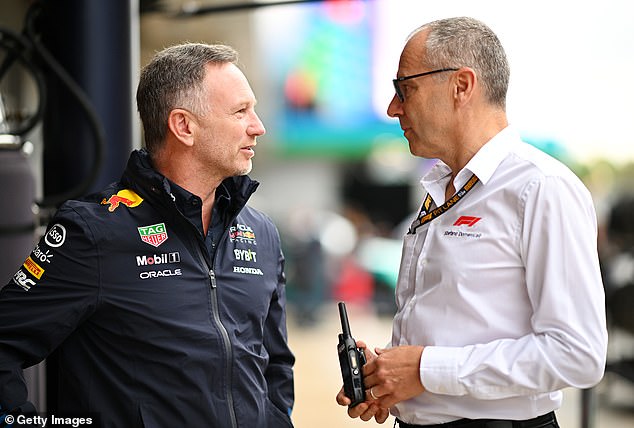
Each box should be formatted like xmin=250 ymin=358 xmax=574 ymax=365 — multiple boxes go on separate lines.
xmin=453 ymin=216 xmax=481 ymax=227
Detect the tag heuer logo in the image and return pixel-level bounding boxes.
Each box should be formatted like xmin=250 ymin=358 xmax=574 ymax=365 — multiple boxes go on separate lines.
xmin=138 ymin=223 xmax=168 ymax=247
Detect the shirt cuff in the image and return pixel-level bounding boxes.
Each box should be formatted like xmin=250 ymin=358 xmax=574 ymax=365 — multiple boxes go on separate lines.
xmin=420 ymin=346 xmax=465 ymax=396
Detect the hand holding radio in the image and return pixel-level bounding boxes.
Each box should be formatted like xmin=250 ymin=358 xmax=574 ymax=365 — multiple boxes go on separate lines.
xmin=359 ymin=345 xmax=426 ymax=410
xmin=335 ymin=302 xmax=390 ymax=424
xmin=337 ymin=301 xmax=366 ymax=407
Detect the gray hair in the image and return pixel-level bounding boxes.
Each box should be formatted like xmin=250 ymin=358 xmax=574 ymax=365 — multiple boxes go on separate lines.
xmin=136 ymin=43 xmax=239 ymax=154
xmin=411 ymin=17 xmax=510 ymax=109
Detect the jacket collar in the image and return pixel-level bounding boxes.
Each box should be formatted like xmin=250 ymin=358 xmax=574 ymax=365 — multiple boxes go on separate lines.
xmin=120 ymin=149 xmax=259 ymax=215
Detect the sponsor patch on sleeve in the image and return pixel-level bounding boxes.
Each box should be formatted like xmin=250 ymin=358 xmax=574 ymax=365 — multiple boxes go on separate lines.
xmin=13 ymin=268 xmax=37 ymax=291
xmin=44 ymin=224 xmax=67 ymax=248
xmin=23 ymin=256 xmax=45 ymax=279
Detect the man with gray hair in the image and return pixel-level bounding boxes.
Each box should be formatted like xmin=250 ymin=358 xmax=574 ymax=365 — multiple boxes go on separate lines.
xmin=337 ymin=17 xmax=607 ymax=428
xmin=0 ymin=42 xmax=295 ymax=428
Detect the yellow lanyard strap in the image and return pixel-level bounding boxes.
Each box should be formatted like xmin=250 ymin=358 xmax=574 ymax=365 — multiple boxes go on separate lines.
xmin=408 ymin=174 xmax=479 ymax=234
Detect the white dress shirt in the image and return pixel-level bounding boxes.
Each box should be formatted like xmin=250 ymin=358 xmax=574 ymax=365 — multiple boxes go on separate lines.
xmin=391 ymin=126 xmax=608 ymax=424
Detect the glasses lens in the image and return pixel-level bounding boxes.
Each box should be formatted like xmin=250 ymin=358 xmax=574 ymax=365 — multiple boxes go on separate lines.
xmin=393 ymin=79 xmax=404 ymax=102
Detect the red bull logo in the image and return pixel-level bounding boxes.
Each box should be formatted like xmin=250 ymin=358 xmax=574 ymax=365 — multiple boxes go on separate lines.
xmin=101 ymin=189 xmax=143 ymax=212
xmin=229 ymin=223 xmax=257 ymax=244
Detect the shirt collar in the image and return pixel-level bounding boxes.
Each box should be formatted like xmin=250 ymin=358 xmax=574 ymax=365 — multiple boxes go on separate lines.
xmin=422 ymin=125 xmax=517 ymax=186
xmin=420 ymin=126 xmax=517 ymax=204
xmin=463 ymin=125 xmax=517 ymax=185
xmin=168 ymin=180 xmax=232 ymax=236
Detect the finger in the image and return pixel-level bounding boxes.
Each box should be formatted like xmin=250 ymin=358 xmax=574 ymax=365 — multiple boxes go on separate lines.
xmin=362 ymin=356 xmax=379 ymax=377
xmin=369 ymin=385 xmax=390 ymax=404
xmin=357 ymin=340 xmax=376 ymax=362
xmin=368 ymin=387 xmax=379 ymax=401
xmin=347 ymin=401 xmax=370 ymax=418
xmin=363 ymin=361 xmax=383 ymax=384
xmin=375 ymin=407 xmax=390 ymax=424
xmin=336 ymin=387 xmax=351 ymax=406
xmin=362 ymin=371 xmax=377 ymax=387
xmin=359 ymin=403 xmax=380 ymax=422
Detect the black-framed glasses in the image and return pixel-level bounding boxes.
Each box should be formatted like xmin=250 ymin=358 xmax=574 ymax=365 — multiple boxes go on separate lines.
xmin=392 ymin=68 xmax=458 ymax=102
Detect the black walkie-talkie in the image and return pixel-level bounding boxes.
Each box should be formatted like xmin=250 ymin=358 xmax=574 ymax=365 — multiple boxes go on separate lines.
xmin=337 ymin=301 xmax=366 ymax=407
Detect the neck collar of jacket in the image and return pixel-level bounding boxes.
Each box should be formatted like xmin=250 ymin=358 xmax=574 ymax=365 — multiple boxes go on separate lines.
xmin=121 ymin=149 xmax=260 ymax=214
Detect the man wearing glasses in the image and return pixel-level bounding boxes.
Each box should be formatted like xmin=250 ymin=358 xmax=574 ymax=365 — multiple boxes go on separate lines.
xmin=336 ymin=16 xmax=607 ymax=428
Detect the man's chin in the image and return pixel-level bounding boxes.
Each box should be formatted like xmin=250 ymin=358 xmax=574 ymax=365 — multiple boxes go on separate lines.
xmin=237 ymin=162 xmax=253 ymax=176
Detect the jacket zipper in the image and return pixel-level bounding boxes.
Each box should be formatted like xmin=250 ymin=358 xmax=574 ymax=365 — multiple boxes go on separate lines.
xmin=190 ymin=241 xmax=237 ymax=428
xmin=207 ymin=268 xmax=238 ymax=428
xmin=165 ymin=180 xmax=258 ymax=428
xmin=204 ymin=192 xmax=256 ymax=428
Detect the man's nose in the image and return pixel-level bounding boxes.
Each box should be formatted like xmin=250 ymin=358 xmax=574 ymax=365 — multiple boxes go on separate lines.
xmin=249 ymin=113 xmax=266 ymax=136
xmin=387 ymin=94 xmax=402 ymax=118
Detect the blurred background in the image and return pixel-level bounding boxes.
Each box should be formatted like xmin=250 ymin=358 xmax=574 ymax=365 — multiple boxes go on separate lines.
xmin=1 ymin=0 xmax=634 ymax=427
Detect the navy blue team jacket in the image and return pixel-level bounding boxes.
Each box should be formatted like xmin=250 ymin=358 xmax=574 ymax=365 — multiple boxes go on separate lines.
xmin=0 ymin=150 xmax=295 ymax=427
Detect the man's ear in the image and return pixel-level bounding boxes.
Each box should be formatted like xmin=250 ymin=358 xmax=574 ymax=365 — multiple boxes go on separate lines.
xmin=167 ymin=108 xmax=196 ymax=147
xmin=453 ymin=67 xmax=477 ymax=106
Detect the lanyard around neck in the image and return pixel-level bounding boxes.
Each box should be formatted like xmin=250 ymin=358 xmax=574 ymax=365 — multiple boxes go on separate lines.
xmin=408 ymin=173 xmax=479 ymax=234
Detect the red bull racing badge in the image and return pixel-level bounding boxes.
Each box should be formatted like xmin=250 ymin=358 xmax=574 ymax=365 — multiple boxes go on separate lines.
xmin=101 ymin=189 xmax=143 ymax=212
xmin=138 ymin=223 xmax=168 ymax=247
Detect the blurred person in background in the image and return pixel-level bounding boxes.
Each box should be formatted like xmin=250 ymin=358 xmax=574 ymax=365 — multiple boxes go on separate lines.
xmin=337 ymin=16 xmax=607 ymax=428
xmin=0 ymin=43 xmax=294 ymax=428
xmin=601 ymin=195 xmax=634 ymax=363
